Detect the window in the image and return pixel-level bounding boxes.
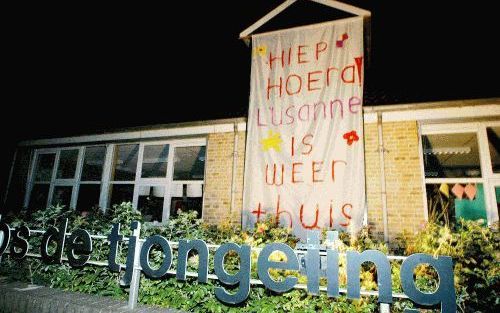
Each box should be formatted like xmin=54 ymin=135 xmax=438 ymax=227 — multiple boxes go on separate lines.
xmin=52 ymin=186 xmax=73 ymax=207
xmin=108 ymin=144 xmax=139 ymax=207
xmin=111 ymin=144 xmax=139 ymax=181
xmin=25 ymin=139 xmax=207 ymax=223
xmin=422 ymin=133 xmax=481 ymax=178
xmin=26 ymin=147 xmax=100 ymax=211
xmin=77 ymin=146 xmax=106 ymax=213
xmin=141 ymin=144 xmax=169 ymax=178
xmin=28 ymin=153 xmax=55 ymax=211
xmin=109 ymin=184 xmax=134 ymax=207
xmin=173 ymin=146 xmax=206 ymax=180
xmin=76 ymin=184 xmax=100 ymax=212
xmin=28 ymin=184 xmax=50 ymax=211
xmin=170 ymin=146 xmax=206 ymax=219
xmin=170 ymin=183 xmax=203 ymax=219
xmin=425 ymin=183 xmax=487 ymax=226
xmin=487 ymin=127 xmax=500 ymax=174
xmin=34 ymin=153 xmax=55 ymax=182
xmin=137 ymin=185 xmax=165 ymax=222
xmin=421 ymin=122 xmax=499 ymax=226
xmin=57 ymin=149 xmax=79 ymax=179
xmin=81 ymin=146 xmax=106 ymax=181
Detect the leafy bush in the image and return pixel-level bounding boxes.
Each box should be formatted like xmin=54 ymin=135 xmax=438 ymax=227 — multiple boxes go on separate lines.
xmin=404 ymin=220 xmax=500 ymax=312
xmin=2 ymin=204 xmax=498 ymax=312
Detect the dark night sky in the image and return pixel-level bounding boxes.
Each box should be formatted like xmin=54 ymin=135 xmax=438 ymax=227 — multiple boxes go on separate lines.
xmin=1 ymin=1 xmax=499 ymax=148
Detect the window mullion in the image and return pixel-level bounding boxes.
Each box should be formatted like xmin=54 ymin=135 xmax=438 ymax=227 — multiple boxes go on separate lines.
xmin=70 ymin=146 xmax=85 ymax=210
xmin=47 ymin=150 xmax=61 ymax=207
xmin=23 ymin=150 xmax=38 ymax=209
xmin=133 ymin=144 xmax=145 ymax=210
xmin=163 ymin=145 xmax=176 ymax=222
xmin=99 ymin=144 xmax=114 ymax=211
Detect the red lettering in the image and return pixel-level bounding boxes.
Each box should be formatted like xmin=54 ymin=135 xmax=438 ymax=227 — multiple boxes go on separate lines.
xmin=341 ymin=65 xmax=355 ymax=83
xmin=340 ymin=203 xmax=352 ymax=227
xmin=267 ymin=77 xmax=283 ymax=100
xmin=313 ymin=101 xmax=326 ymax=120
xmin=312 ymin=161 xmax=323 ymax=182
xmin=251 ymin=203 xmax=266 ymax=222
xmin=269 ymin=50 xmax=285 ymax=70
xmin=315 ymin=41 xmax=327 ymax=60
xmin=329 ymin=202 xmax=334 ymax=228
xmin=299 ymin=204 xmax=320 ymax=230
xmin=326 ymin=67 xmax=338 ymax=87
xmin=265 ymin=164 xmax=284 ymax=186
xmin=302 ymin=134 xmax=313 ymax=155
xmin=286 ymin=74 xmax=302 ymax=96
xmin=354 ymin=56 xmax=363 ymax=85
xmin=291 ymin=136 xmax=295 ymax=157
xmin=349 ymin=96 xmax=362 ymax=114
xmin=270 ymin=106 xmax=282 ymax=126
xmin=307 ymin=71 xmax=322 ymax=91
xmin=330 ymin=100 xmax=344 ymax=119
xmin=331 ymin=160 xmax=347 ymax=181
xmin=285 ymin=105 xmax=295 ymax=125
xmin=292 ymin=162 xmax=303 ymax=183
xmin=297 ymin=45 xmax=309 ymax=63
xmin=298 ymin=104 xmax=310 ymax=121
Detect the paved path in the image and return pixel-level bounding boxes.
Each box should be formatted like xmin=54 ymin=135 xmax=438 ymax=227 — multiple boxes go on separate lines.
xmin=0 ymin=281 xmax=182 ymax=313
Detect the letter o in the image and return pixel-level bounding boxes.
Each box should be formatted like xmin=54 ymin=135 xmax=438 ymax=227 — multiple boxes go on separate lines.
xmin=140 ymin=235 xmax=172 ymax=279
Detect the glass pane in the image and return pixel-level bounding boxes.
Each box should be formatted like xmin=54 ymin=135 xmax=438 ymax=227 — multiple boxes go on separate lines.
xmin=137 ymin=185 xmax=165 ymax=222
xmin=422 ymin=133 xmax=481 ymax=178
xmin=109 ymin=184 xmax=134 ymax=207
xmin=111 ymin=144 xmax=139 ymax=181
xmin=173 ymin=146 xmax=206 ymax=180
xmin=170 ymin=183 xmax=203 ymax=218
xmin=57 ymin=149 xmax=79 ymax=179
xmin=487 ymin=127 xmax=500 ymax=173
xmin=495 ymin=186 xmax=500 ymax=216
xmin=76 ymin=184 xmax=101 ymax=212
xmin=81 ymin=146 xmax=106 ymax=181
xmin=426 ymin=183 xmax=486 ymax=227
xmin=34 ymin=153 xmax=55 ymax=181
xmin=29 ymin=184 xmax=50 ymax=211
xmin=52 ymin=186 xmax=73 ymax=208
xmin=141 ymin=144 xmax=169 ymax=178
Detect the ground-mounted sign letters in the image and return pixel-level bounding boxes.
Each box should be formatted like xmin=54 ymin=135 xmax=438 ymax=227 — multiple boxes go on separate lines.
xmin=0 ymin=217 xmax=457 ymax=312
xmin=243 ymin=17 xmax=366 ymax=239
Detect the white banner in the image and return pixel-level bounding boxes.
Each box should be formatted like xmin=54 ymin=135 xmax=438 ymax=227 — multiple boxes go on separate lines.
xmin=243 ymin=17 xmax=366 ymax=239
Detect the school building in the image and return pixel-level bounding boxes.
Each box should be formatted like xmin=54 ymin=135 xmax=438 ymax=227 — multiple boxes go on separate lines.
xmin=2 ymin=98 xmax=499 ymax=241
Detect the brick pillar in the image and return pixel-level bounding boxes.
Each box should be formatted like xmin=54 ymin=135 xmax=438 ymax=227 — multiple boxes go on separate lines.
xmin=365 ymin=120 xmax=426 ymax=241
xmin=203 ymin=131 xmax=246 ymax=226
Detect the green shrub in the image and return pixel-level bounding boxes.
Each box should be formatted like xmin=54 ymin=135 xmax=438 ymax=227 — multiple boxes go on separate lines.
xmin=3 ymin=205 xmax=497 ymax=312
xmin=405 ymin=220 xmax=500 ymax=312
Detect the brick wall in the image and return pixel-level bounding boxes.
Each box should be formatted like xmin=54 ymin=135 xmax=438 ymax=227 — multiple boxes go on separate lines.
xmin=203 ymin=131 xmax=246 ymax=226
xmin=203 ymin=122 xmax=424 ymax=240
xmin=365 ymin=120 xmax=426 ymax=240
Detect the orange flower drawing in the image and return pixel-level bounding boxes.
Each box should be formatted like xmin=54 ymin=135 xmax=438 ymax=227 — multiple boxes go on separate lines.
xmin=343 ymin=130 xmax=359 ymax=146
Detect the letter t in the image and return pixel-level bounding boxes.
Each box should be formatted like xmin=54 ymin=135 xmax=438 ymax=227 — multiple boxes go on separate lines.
xmin=108 ymin=223 xmax=123 ymax=272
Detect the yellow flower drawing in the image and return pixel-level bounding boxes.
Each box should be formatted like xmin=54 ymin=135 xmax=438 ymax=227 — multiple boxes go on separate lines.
xmin=253 ymin=45 xmax=267 ymax=57
xmin=261 ymin=130 xmax=282 ymax=152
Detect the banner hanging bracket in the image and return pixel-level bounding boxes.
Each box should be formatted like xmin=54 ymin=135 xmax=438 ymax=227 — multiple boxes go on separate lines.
xmin=239 ymin=0 xmax=371 ymax=45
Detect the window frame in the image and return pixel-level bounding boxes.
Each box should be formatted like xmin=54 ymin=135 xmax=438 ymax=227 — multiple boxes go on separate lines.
xmin=419 ymin=120 xmax=500 ymax=225
xmin=25 ymin=146 xmax=99 ymax=210
xmin=24 ymin=137 xmax=207 ymax=224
